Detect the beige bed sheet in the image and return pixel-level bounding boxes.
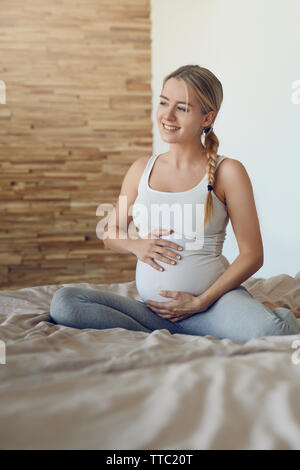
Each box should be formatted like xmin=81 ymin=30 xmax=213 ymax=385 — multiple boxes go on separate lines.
xmin=0 ymin=273 xmax=300 ymax=450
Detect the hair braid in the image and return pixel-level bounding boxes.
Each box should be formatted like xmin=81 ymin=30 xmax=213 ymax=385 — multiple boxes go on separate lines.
xmin=203 ymin=127 xmax=220 ymax=226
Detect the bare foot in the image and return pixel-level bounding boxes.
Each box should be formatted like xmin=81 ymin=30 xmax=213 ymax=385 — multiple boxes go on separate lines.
xmin=262 ymin=301 xmax=300 ymax=318
xmin=290 ymin=308 xmax=300 ymax=318
xmin=262 ymin=301 xmax=278 ymax=311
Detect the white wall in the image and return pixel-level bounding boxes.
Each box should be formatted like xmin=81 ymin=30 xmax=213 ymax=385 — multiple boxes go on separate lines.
xmin=151 ymin=0 xmax=300 ymax=279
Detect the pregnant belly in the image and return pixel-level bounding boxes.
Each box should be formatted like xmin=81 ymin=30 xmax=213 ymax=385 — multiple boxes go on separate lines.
xmin=135 ymin=240 xmax=230 ymax=303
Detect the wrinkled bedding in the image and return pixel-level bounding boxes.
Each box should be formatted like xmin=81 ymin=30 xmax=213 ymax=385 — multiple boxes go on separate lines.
xmin=0 ymin=273 xmax=300 ymax=450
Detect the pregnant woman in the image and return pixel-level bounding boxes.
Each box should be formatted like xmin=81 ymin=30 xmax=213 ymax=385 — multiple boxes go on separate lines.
xmin=50 ymin=64 xmax=300 ymax=344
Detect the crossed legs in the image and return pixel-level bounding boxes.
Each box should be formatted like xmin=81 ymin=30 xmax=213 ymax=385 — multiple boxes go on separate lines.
xmin=49 ymin=285 xmax=300 ymax=344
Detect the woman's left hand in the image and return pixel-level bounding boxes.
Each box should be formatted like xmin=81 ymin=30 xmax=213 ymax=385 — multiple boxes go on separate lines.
xmin=146 ymin=290 xmax=209 ymax=322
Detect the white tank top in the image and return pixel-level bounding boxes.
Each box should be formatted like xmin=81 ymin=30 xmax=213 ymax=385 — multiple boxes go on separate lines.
xmin=132 ymin=152 xmax=230 ymax=303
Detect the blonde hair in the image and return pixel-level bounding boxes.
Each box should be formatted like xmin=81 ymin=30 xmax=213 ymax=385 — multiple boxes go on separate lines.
xmin=161 ymin=64 xmax=223 ymax=226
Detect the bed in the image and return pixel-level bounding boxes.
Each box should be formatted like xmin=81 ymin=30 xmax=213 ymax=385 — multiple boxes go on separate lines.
xmin=1 ymin=272 xmax=300 ymax=450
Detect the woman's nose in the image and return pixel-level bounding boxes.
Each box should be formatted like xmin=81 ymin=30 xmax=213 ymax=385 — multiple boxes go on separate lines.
xmin=164 ymin=108 xmax=176 ymax=120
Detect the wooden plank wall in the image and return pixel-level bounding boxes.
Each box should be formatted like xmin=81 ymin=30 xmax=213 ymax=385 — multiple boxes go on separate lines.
xmin=0 ymin=0 xmax=152 ymax=290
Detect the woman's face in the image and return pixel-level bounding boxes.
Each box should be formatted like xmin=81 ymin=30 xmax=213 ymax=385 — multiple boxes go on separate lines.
xmin=156 ymin=77 xmax=211 ymax=144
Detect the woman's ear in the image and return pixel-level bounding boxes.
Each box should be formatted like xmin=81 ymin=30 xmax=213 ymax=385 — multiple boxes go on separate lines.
xmin=203 ymin=110 xmax=216 ymax=127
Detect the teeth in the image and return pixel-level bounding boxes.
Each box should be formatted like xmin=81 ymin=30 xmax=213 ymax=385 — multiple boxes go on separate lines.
xmin=163 ymin=123 xmax=180 ymax=130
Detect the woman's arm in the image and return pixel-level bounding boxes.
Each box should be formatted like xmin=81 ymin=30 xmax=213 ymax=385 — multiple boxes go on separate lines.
xmin=103 ymin=157 xmax=148 ymax=254
xmin=196 ymin=159 xmax=264 ymax=308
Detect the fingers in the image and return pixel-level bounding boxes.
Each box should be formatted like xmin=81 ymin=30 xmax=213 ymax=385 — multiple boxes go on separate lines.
xmin=150 ymin=308 xmax=174 ymax=319
xmin=146 ymin=301 xmax=177 ymax=318
xmin=146 ymin=300 xmax=170 ymax=309
xmin=150 ymin=228 xmax=173 ymax=238
xmin=147 ymin=253 xmax=169 ymax=271
xmin=146 ymin=298 xmax=188 ymax=321
xmin=149 ymin=260 xmax=164 ymax=272
xmin=147 ymin=305 xmax=183 ymax=322
xmin=148 ymin=248 xmax=177 ymax=271
xmin=150 ymin=243 xmax=181 ymax=268
xmin=146 ymin=301 xmax=171 ymax=312
xmin=159 ymin=239 xmax=183 ymax=253
xmin=145 ymin=229 xmax=184 ymax=272
xmin=155 ymin=245 xmax=181 ymax=262
xmin=151 ymin=250 xmax=178 ymax=266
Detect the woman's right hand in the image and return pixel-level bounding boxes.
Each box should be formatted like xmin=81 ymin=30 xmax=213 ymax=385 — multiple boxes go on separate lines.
xmin=131 ymin=229 xmax=183 ymax=272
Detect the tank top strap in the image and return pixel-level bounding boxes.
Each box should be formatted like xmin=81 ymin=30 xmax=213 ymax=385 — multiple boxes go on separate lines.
xmin=137 ymin=153 xmax=159 ymax=194
xmin=215 ymin=154 xmax=228 ymax=170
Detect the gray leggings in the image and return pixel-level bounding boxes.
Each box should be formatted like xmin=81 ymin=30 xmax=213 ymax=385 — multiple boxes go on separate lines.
xmin=49 ymin=284 xmax=300 ymax=344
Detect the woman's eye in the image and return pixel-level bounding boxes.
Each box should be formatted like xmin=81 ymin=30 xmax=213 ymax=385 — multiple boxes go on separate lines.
xmin=159 ymin=101 xmax=187 ymax=112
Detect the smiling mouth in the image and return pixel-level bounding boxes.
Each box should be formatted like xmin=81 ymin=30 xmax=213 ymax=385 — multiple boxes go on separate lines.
xmin=162 ymin=123 xmax=181 ymax=131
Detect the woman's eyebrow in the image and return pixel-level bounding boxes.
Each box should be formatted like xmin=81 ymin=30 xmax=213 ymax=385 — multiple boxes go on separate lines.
xmin=159 ymin=94 xmax=193 ymax=106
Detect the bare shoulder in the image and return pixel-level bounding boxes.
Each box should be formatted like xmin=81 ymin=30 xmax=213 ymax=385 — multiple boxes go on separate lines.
xmin=131 ymin=155 xmax=151 ymax=183
xmin=215 ymin=157 xmax=252 ymax=206
xmin=218 ymin=157 xmax=246 ymax=169
xmin=121 ymin=155 xmax=151 ymax=195
xmin=107 ymin=155 xmax=151 ymax=234
xmin=134 ymin=155 xmax=151 ymax=170
xmin=217 ymin=157 xmax=251 ymax=184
